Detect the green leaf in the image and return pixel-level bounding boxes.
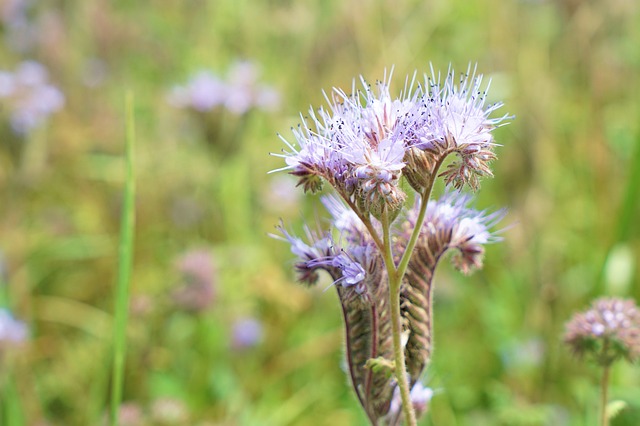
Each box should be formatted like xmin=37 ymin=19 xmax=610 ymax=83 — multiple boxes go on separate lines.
xmin=606 ymin=400 xmax=628 ymax=421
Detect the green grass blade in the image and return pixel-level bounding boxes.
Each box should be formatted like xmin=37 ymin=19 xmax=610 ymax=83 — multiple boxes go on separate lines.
xmin=2 ymin=373 xmax=25 ymax=426
xmin=615 ymin=130 xmax=640 ymax=242
xmin=109 ymin=91 xmax=136 ymax=426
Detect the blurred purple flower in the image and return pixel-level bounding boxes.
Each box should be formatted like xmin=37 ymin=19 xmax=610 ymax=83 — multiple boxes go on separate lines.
xmin=0 ymin=308 xmax=28 ymax=345
xmin=0 ymin=61 xmax=64 ymax=135
xmin=167 ymin=60 xmax=280 ymax=114
xmin=150 ymin=397 xmax=188 ymax=425
xmin=172 ymin=249 xmax=216 ymax=312
xmin=0 ymin=0 xmax=29 ymax=23
xmin=262 ymin=175 xmax=301 ymax=213
xmin=1 ymin=0 xmax=37 ymax=53
xmin=564 ymin=297 xmax=640 ymax=365
xmin=231 ymin=317 xmax=263 ymax=349
xmin=168 ymin=71 xmax=227 ymax=112
xmin=117 ymin=402 xmax=144 ymax=426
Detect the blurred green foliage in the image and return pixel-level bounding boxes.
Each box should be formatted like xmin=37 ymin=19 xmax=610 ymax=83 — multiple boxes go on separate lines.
xmin=1 ymin=0 xmax=639 ymax=425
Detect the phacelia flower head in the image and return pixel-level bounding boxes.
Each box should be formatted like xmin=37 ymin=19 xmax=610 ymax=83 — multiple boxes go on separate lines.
xmin=273 ymin=196 xmax=382 ymax=305
xmin=273 ymin=66 xmax=509 ymax=425
xmin=274 ymin=71 xmax=417 ymax=217
xmin=399 ymin=190 xmax=505 ymax=274
xmin=274 ymin=66 xmax=510 ymax=219
xmin=0 ymin=61 xmax=64 ymax=135
xmin=407 ymin=65 xmax=511 ymax=191
xmin=274 ymin=223 xmax=338 ymax=285
xmin=564 ymin=297 xmax=640 ymax=365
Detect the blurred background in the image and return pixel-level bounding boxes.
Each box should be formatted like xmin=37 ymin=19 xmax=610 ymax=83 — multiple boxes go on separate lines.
xmin=0 ymin=0 xmax=639 ymax=425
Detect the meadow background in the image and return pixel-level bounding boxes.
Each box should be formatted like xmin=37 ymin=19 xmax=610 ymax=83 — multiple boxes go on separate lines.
xmin=1 ymin=0 xmax=639 ymax=425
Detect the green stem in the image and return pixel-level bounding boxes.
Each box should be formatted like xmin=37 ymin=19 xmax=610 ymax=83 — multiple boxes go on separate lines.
xmin=381 ymin=153 xmax=450 ymax=424
xmin=600 ymin=363 xmax=611 ymax=426
xmin=381 ymin=208 xmax=416 ymax=426
xmin=396 ymin=150 xmax=452 ymax=280
xmin=390 ymin=277 xmax=416 ymax=426
xmin=343 ymin=195 xmax=384 ymax=250
xmin=109 ymin=92 xmax=136 ymax=426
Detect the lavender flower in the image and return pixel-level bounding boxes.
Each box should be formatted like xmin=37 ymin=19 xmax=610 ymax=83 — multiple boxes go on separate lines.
xmin=274 ymin=67 xmax=509 ymax=214
xmin=168 ymin=71 xmax=226 ymax=112
xmin=231 ymin=317 xmax=263 ymax=349
xmin=0 ymin=61 xmax=64 ymax=135
xmin=564 ymin=298 xmax=640 ymax=426
xmin=275 ymin=191 xmax=503 ymax=420
xmin=407 ymin=66 xmax=510 ymax=190
xmin=167 ymin=61 xmax=280 ymax=114
xmin=275 ymin=195 xmax=382 ymax=305
xmin=564 ymin=297 xmax=640 ymax=365
xmin=172 ymin=249 xmax=216 ymax=312
xmin=398 ymin=191 xmax=505 ymax=274
xmin=272 ymin=66 xmax=508 ymax=425
xmin=0 ymin=308 xmax=28 ymax=347
xmin=275 ymin=72 xmax=417 ymax=217
xmin=274 ymin=223 xmax=336 ymax=285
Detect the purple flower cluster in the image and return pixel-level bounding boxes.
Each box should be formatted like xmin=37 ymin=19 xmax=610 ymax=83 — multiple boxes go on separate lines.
xmin=0 ymin=308 xmax=28 ymax=347
xmin=168 ymin=61 xmax=280 ymax=115
xmin=401 ymin=191 xmax=505 ymax=274
xmin=277 ymin=192 xmax=502 ymax=304
xmin=564 ymin=297 xmax=640 ymax=365
xmin=272 ymin=66 xmax=509 ymax=424
xmin=275 ymin=66 xmax=510 ymax=216
xmin=0 ymin=61 xmax=65 ymax=135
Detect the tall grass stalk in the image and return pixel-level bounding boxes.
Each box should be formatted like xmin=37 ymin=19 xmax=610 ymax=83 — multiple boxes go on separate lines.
xmin=615 ymin=129 xmax=640 ymax=243
xmin=2 ymin=373 xmax=24 ymax=426
xmin=109 ymin=91 xmax=136 ymax=426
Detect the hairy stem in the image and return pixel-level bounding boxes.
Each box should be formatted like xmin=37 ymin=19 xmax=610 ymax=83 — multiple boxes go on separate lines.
xmin=343 ymin=194 xmax=384 ymax=250
xmin=396 ymin=150 xmax=452 ymax=280
xmin=381 ymin=209 xmax=416 ymax=426
xmin=390 ymin=276 xmax=417 ymax=426
xmin=381 ymin=153 xmax=451 ymax=424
